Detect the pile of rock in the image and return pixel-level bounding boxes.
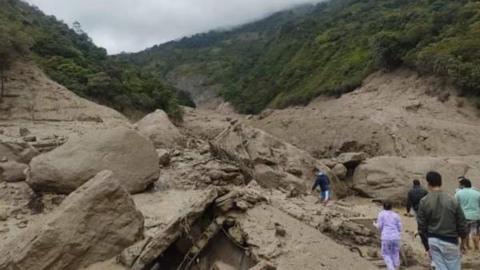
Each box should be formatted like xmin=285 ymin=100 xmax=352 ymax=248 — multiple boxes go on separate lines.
xmin=211 ymin=124 xmax=348 ymax=197
xmin=156 ymin=141 xmax=248 ymax=190
xmin=215 ymin=182 xmax=268 ymax=213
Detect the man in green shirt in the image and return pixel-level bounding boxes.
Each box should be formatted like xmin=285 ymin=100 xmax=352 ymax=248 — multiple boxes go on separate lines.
xmin=417 ymin=171 xmax=467 ymax=270
xmin=455 ymin=178 xmax=480 ymax=251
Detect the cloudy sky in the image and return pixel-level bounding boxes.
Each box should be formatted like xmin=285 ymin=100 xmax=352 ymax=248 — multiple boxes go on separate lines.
xmin=25 ymin=0 xmax=325 ymax=54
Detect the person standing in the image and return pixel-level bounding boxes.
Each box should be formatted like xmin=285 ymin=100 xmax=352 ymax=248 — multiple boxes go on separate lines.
xmin=311 ymin=169 xmax=330 ymax=205
xmin=406 ymin=179 xmax=428 ymax=218
xmin=374 ymin=200 xmax=402 ymax=270
xmin=417 ymin=171 xmax=467 ymax=270
xmin=455 ymin=178 xmax=480 ymax=251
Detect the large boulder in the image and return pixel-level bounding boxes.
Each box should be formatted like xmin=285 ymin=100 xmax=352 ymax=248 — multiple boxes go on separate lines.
xmin=0 ymin=160 xmax=28 ymax=182
xmin=135 ymin=109 xmax=185 ymax=148
xmin=211 ymin=124 xmax=347 ymax=197
xmin=0 ymin=170 xmax=144 ymax=270
xmin=337 ymin=152 xmax=367 ymax=168
xmin=332 ymin=163 xmax=348 ymax=180
xmin=28 ymin=127 xmax=159 ymax=194
xmin=353 ymin=156 xmax=480 ymax=203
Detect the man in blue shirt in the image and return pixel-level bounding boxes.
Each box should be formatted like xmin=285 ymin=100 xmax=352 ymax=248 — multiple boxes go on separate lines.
xmin=312 ymin=169 xmax=330 ymax=205
xmin=455 ymin=178 xmax=480 ymax=251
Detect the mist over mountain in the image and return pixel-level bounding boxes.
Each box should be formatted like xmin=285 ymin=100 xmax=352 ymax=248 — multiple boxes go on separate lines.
xmin=123 ymin=0 xmax=480 ymax=114
xmin=25 ymin=0 xmax=327 ymax=54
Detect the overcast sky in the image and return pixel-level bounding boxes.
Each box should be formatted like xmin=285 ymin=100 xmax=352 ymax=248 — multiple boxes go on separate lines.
xmin=25 ymin=0 xmax=325 ymax=54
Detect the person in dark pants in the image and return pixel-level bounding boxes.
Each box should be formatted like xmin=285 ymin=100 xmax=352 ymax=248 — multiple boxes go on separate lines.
xmin=417 ymin=171 xmax=467 ymax=270
xmin=406 ymin=179 xmax=428 ymax=218
xmin=311 ymin=169 xmax=330 ymax=205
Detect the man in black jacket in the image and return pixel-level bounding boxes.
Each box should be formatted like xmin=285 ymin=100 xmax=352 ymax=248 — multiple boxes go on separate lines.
xmin=406 ymin=179 xmax=428 ymax=218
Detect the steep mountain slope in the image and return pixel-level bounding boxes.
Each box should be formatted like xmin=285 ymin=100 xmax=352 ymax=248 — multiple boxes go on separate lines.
xmin=0 ymin=0 xmax=191 ymax=119
xmin=125 ymin=0 xmax=480 ymax=114
xmin=118 ymin=4 xmax=316 ymax=110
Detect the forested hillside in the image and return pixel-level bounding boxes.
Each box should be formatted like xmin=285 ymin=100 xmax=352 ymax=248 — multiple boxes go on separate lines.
xmin=0 ymin=0 xmax=191 ymax=119
xmin=125 ymin=0 xmax=480 ymax=114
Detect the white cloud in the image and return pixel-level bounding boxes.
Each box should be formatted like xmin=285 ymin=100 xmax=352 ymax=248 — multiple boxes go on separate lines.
xmin=25 ymin=0 xmax=325 ymax=54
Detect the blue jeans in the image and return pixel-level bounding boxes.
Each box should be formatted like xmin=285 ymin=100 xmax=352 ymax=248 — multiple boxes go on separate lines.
xmin=428 ymin=238 xmax=462 ymax=270
xmin=320 ymin=190 xmax=330 ymax=202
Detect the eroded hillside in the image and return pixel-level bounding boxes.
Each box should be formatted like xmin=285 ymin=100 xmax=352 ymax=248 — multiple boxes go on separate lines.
xmin=249 ymin=70 xmax=480 ymax=158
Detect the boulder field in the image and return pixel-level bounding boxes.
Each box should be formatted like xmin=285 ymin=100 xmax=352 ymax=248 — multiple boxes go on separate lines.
xmin=2 ymin=62 xmax=480 ymax=270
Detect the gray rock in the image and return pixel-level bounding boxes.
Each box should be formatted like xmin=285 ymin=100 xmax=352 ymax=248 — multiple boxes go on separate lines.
xmin=0 ymin=170 xmax=144 ymax=270
xmin=28 ymin=127 xmax=160 ymax=194
xmin=337 ymin=152 xmax=367 ymax=167
xmin=332 ymin=163 xmax=348 ymax=180
xmin=156 ymin=149 xmax=170 ymax=166
xmin=353 ymin=156 xmax=480 ymax=203
xmin=0 ymin=207 xmax=8 ymax=221
xmin=19 ymin=127 xmax=30 ymax=137
xmin=136 ymin=109 xmax=185 ymax=148
xmin=0 ymin=161 xmax=28 ymax=182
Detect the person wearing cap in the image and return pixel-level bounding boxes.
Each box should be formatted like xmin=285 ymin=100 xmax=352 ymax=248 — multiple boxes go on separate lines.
xmin=455 ymin=178 xmax=480 ymax=251
xmin=311 ymin=169 xmax=330 ymax=205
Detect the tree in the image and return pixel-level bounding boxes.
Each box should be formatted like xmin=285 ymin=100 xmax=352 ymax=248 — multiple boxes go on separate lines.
xmin=372 ymin=32 xmax=404 ymax=71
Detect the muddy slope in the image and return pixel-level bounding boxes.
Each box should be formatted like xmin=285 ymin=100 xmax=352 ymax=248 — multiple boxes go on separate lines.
xmin=0 ymin=62 xmax=129 ymax=138
xmin=249 ymin=70 xmax=480 ymax=158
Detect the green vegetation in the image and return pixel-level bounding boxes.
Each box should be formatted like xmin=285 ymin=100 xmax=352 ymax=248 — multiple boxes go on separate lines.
xmin=125 ymin=0 xmax=480 ymax=114
xmin=0 ymin=0 xmax=191 ymax=119
xmin=2 ymin=0 xmax=479 ymax=115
